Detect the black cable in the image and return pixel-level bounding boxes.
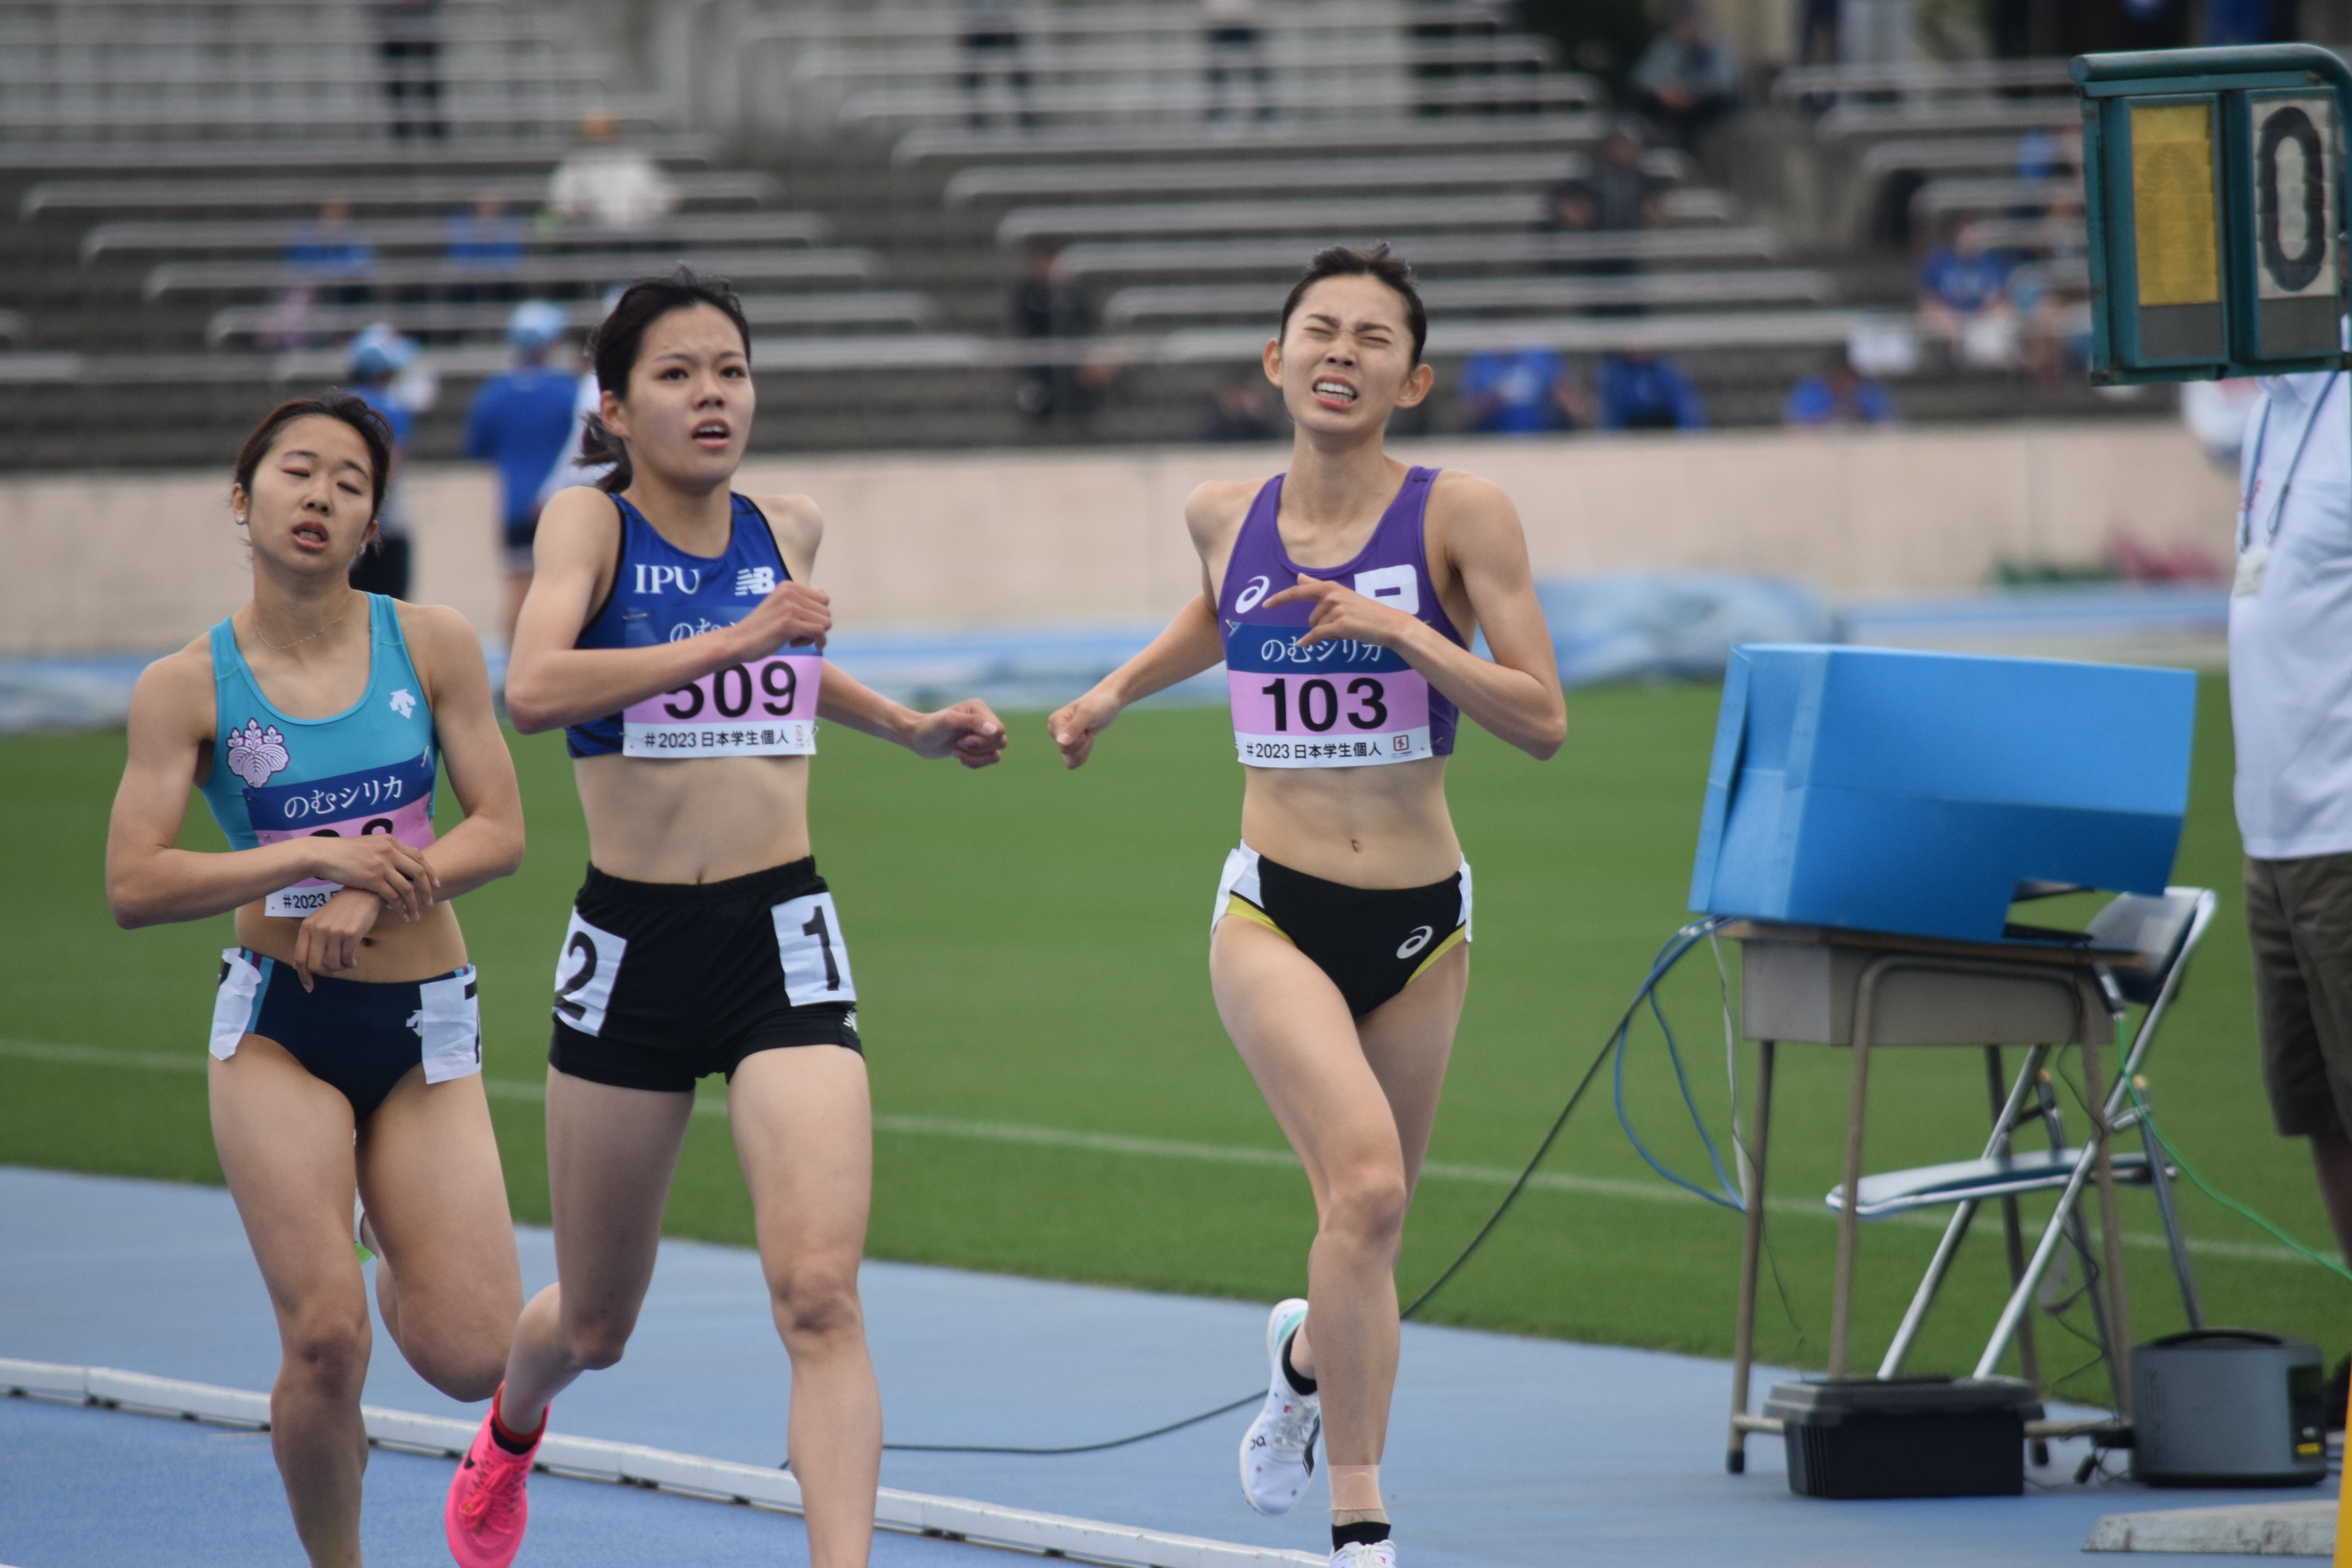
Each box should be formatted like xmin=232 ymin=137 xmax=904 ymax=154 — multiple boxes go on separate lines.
xmin=866 ymin=924 xmax=1713 ymax=1460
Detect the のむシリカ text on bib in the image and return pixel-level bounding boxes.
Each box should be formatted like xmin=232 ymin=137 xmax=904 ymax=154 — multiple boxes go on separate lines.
xmin=1215 ymin=465 xmax=1465 ymax=770
xmin=567 ymin=492 xmax=822 ymax=760
xmin=194 ymin=593 xmax=441 ymax=919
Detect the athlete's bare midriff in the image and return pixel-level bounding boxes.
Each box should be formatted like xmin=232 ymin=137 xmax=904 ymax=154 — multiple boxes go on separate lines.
xmin=231 ymin=898 xmax=469 ymax=984
xmin=574 ymin=750 xmax=812 ymax=884
xmin=1239 ymin=757 xmax=1462 ymax=888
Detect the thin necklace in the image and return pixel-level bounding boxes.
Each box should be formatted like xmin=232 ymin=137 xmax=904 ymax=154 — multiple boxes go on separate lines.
xmin=251 ymin=592 xmax=356 ymax=653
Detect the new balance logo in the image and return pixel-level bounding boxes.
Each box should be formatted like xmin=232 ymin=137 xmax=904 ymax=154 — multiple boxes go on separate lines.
xmin=735 ymin=567 xmax=778 ymax=595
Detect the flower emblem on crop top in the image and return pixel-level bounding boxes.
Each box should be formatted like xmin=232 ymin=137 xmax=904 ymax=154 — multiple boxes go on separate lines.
xmin=226 ymin=719 xmax=291 ymax=789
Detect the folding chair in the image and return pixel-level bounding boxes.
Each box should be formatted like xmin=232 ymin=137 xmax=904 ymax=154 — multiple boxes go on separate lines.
xmin=1834 ymin=887 xmax=2217 ymax=1405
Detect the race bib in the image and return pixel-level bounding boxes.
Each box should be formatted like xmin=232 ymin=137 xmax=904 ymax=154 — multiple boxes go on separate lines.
xmin=249 ymin=753 xmax=437 ymax=918
xmin=1225 ymin=624 xmax=1432 ymax=768
xmin=622 ymin=653 xmax=821 ymax=758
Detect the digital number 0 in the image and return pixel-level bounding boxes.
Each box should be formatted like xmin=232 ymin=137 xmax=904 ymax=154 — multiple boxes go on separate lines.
xmin=713 ymin=664 xmax=753 ymax=718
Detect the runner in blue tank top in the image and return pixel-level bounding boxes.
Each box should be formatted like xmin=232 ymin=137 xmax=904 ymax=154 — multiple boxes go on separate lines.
xmin=1050 ymin=246 xmax=1566 ymax=1568
xmin=105 ymin=394 xmax=528 ymax=1568
xmin=448 ymin=270 xmax=1007 ymax=1568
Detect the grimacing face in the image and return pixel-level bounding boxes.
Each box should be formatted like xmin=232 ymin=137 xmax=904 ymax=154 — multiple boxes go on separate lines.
xmin=601 ymin=302 xmax=755 ymax=488
xmin=1264 ymin=273 xmax=1434 ymax=435
xmin=232 ymin=414 xmax=378 ymax=574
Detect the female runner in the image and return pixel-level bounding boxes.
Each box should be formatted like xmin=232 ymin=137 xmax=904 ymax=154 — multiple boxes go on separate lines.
xmin=105 ymin=395 xmax=528 ymax=1568
xmin=445 ymin=270 xmax=1007 ymax=1568
xmin=1047 ymin=245 xmax=1564 ymax=1568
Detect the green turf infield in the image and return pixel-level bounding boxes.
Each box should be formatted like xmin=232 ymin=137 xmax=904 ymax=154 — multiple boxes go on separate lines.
xmin=5 ymin=674 xmax=2345 ymax=1403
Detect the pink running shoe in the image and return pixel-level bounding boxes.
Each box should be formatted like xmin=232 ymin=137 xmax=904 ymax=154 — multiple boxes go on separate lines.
xmin=445 ymin=1388 xmax=538 ymax=1568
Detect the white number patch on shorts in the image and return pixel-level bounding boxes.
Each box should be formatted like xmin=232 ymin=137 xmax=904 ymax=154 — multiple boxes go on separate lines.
xmin=552 ymin=909 xmax=626 ymax=1036
xmin=412 ymin=967 xmax=484 ymax=1083
xmin=771 ymin=891 xmax=855 ymax=1006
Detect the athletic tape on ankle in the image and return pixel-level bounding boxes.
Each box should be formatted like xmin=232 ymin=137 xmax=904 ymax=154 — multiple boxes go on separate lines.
xmin=1329 ymin=1464 xmax=1381 ymax=1512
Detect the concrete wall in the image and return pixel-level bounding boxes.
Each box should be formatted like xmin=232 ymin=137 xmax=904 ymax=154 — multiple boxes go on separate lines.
xmin=0 ymin=420 xmax=2237 ymax=655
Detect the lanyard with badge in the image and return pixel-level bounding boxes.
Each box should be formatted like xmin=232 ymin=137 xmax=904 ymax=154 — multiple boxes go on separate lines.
xmin=2238 ymin=373 xmax=2341 ymax=597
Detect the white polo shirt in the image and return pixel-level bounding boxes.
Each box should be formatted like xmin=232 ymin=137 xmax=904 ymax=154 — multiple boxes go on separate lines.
xmin=2230 ymin=368 xmax=2352 ymax=860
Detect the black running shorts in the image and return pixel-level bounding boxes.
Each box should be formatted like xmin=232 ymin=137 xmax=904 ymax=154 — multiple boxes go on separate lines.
xmin=1213 ymin=844 xmax=1471 ymax=1018
xmin=549 ymin=857 xmax=861 ymax=1092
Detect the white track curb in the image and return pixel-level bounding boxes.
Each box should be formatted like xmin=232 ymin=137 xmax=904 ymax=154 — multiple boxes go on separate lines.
xmin=3 ymin=1358 xmax=1319 ymax=1568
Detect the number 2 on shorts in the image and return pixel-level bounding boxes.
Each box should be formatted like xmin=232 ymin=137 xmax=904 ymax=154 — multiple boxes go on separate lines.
xmin=552 ymin=909 xmax=626 ymax=1035
xmin=772 ymin=891 xmax=855 ymax=1005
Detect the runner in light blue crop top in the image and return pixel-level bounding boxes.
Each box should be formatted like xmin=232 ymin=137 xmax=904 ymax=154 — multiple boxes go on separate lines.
xmin=197 ymin=592 xmax=439 ymax=918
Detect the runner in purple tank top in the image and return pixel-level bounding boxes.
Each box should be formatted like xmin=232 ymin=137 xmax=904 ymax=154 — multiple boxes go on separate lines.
xmin=1049 ymin=246 xmax=1564 ymax=1568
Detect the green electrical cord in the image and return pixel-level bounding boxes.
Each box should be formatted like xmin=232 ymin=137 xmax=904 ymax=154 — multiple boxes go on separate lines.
xmin=2128 ymin=1080 xmax=2352 ymax=1287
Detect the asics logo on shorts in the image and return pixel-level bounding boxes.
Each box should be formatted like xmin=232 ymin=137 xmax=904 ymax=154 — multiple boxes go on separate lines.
xmin=1234 ymin=575 xmax=1272 ymax=612
xmin=1396 ymin=925 xmax=1433 ymax=960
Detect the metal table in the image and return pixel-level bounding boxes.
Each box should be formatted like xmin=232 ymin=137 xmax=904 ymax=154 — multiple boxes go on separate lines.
xmin=1720 ymin=919 xmax=2134 ymax=1474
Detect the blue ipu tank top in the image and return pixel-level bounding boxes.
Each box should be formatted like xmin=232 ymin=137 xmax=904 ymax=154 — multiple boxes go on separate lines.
xmin=566 ymin=492 xmax=823 ymax=760
xmin=1216 ymin=465 xmax=1468 ymax=769
xmin=196 ymin=593 xmax=439 ymax=917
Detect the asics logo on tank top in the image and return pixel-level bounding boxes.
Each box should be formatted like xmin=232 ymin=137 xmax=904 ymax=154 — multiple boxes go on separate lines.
xmin=1235 ymin=575 xmax=1272 ymax=612
xmin=1396 ymin=925 xmax=1434 ymax=960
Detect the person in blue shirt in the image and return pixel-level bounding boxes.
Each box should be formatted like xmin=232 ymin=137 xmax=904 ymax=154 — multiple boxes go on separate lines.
xmin=1784 ymin=350 xmax=1896 ymax=427
xmin=1596 ymin=350 xmax=1705 ymax=431
xmin=289 ymin=198 xmax=374 ymax=306
xmin=1459 ymin=347 xmax=1588 ymax=434
xmin=348 ymin=324 xmax=419 ymax=599
xmin=1918 ymin=220 xmax=2019 ymax=366
xmin=464 ymin=301 xmax=579 ymax=637
xmin=445 ymin=197 xmax=524 ymax=307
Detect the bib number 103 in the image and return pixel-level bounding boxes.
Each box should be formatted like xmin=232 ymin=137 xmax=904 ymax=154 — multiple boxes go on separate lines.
xmin=1258 ymin=674 xmax=1388 ymax=733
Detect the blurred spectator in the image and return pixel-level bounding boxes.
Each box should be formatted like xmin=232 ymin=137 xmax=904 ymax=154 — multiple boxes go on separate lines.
xmin=961 ymin=0 xmax=1036 ymax=129
xmin=466 ymin=303 xmax=579 ymax=638
xmin=1797 ymin=0 xmax=1840 ymax=67
xmin=1012 ymin=241 xmax=1109 ymax=424
xmin=1596 ymin=350 xmax=1706 ymax=430
xmin=1548 ymin=118 xmax=1669 ymax=311
xmin=288 ymin=199 xmax=373 ymax=305
xmin=370 ymin=0 xmax=445 ymax=140
xmin=547 ymin=114 xmax=677 ymax=231
xmin=1552 ymin=119 xmax=1668 ymax=238
xmin=1784 ymin=349 xmax=1896 ymax=427
xmin=2182 ymin=377 xmax=2262 ymax=471
xmin=1204 ymin=0 xmax=1275 ymax=122
xmin=1459 ymin=348 xmax=1591 ymax=434
xmin=347 ymin=325 xmax=423 ymax=600
xmin=535 ymin=285 xmax=628 ymax=507
xmin=2205 ymin=0 xmax=2292 ymax=43
xmin=1632 ymin=3 xmax=1738 ymax=148
xmin=447 ymin=198 xmax=522 ymax=273
xmin=1918 ymin=219 xmax=2018 ymax=368
xmin=1200 ymin=370 xmax=1282 ymax=441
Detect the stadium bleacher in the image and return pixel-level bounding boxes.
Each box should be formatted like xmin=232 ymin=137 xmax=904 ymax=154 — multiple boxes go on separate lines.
xmin=0 ymin=3 xmax=2158 ymax=470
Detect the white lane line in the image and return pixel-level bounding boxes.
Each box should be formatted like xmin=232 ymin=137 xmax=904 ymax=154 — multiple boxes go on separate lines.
xmin=0 ymin=1358 xmax=1318 ymax=1568
xmin=1 ymin=1035 xmax=2321 ymax=1269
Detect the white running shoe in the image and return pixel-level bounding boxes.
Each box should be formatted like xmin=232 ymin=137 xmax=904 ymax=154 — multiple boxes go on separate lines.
xmin=1331 ymin=1541 xmax=1396 ymax=1567
xmin=1239 ymin=1298 xmax=1319 ymax=1515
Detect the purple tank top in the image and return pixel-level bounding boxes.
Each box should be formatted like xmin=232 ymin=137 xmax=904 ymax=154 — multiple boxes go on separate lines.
xmin=1217 ymin=465 xmax=1466 ymax=768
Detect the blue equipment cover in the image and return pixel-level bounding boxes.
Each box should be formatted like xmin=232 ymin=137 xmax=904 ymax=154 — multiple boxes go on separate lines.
xmin=1688 ymin=645 xmax=2196 ymax=942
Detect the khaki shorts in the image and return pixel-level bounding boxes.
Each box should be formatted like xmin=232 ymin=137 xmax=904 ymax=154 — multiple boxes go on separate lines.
xmin=2248 ymin=851 xmax=2352 ymax=1139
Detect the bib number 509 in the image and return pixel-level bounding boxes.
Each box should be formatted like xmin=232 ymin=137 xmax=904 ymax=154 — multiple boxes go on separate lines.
xmin=659 ymin=659 xmax=802 ymax=720
xmin=1258 ymin=675 xmax=1388 ymax=733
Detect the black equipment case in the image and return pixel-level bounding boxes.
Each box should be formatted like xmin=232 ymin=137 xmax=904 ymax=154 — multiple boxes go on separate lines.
xmin=1764 ymin=1375 xmax=2044 ymax=1498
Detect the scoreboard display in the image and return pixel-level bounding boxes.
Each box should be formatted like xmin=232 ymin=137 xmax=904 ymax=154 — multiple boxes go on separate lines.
xmin=2077 ymin=44 xmax=2350 ymax=383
